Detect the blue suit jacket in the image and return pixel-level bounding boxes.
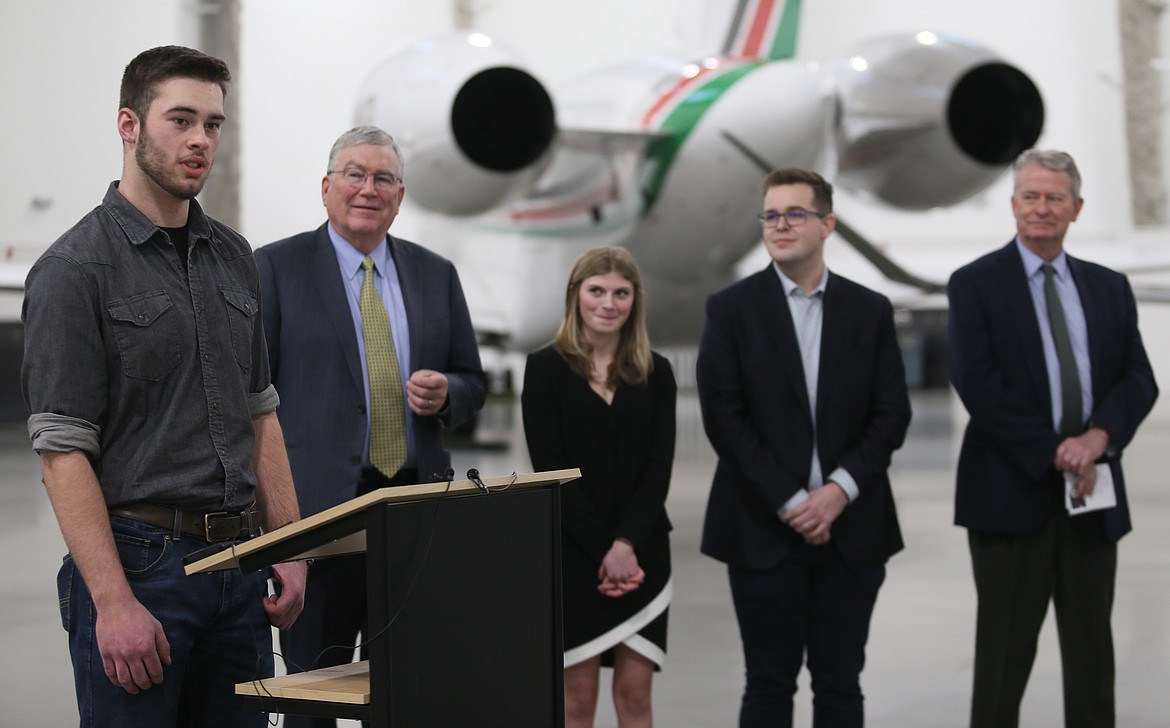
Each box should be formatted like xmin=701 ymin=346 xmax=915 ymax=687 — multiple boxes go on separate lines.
xmin=255 ymin=224 xmax=486 ymax=517
xmin=697 ymin=267 xmax=911 ymax=572
xmin=947 ymin=241 xmax=1158 ymax=543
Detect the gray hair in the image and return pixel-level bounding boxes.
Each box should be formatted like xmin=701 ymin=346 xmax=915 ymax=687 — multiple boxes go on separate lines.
xmin=326 ymin=125 xmax=405 ymax=180
xmin=1013 ymin=149 xmax=1080 ymax=200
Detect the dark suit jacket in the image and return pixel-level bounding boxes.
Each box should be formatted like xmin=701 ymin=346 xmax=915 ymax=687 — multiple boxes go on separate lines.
xmin=255 ymin=224 xmax=486 ymax=517
xmin=697 ymin=266 xmax=911 ymax=572
xmin=947 ymin=240 xmax=1158 ymax=543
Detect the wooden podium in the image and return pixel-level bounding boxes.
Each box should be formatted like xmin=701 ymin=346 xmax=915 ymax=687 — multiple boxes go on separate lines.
xmin=185 ymin=469 xmax=580 ymax=727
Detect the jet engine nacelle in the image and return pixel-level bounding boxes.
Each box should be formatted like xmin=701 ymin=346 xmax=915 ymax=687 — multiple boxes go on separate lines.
xmin=830 ymin=33 xmax=1044 ymax=210
xmin=355 ymin=34 xmax=556 ymax=216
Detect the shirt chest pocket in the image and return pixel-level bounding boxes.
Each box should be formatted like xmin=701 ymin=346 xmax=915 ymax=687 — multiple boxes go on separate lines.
xmin=221 ymin=287 xmax=258 ymax=374
xmin=107 ymin=291 xmax=182 ymax=381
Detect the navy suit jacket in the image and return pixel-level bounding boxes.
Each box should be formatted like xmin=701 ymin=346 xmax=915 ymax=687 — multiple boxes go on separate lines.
xmin=697 ymin=266 xmax=911 ymax=572
xmin=255 ymin=224 xmax=486 ymax=517
xmin=947 ymin=241 xmax=1158 ymax=543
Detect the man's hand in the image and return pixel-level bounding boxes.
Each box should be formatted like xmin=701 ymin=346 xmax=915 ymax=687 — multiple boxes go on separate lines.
xmin=1071 ymin=459 xmax=1098 ymax=500
xmin=1055 ymin=427 xmax=1108 ymax=474
xmin=96 ymin=596 xmax=171 ymax=693
xmin=407 ymin=370 xmax=449 ymax=416
xmin=781 ymin=483 xmax=848 ymax=545
xmin=265 ymin=560 xmax=308 ymax=630
xmin=1055 ymin=427 xmax=1108 ymax=500
xmin=39 ymin=451 xmax=172 ymax=694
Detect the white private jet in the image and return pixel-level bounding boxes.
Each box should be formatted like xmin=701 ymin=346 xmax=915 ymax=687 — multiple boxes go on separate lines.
xmin=6 ymin=2 xmax=1165 ymax=364
xmin=354 ymin=0 xmax=1052 ymax=349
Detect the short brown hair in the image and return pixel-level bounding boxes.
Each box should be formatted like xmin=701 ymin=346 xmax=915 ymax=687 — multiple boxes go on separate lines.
xmin=762 ymin=168 xmax=834 ymax=212
xmin=119 ymin=46 xmax=231 ymax=121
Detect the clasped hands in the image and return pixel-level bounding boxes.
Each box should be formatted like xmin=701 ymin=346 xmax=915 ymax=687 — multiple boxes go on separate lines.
xmin=1055 ymin=427 xmax=1109 ymax=500
xmin=781 ymin=482 xmax=848 ymax=546
xmin=597 ymin=538 xmax=645 ymax=598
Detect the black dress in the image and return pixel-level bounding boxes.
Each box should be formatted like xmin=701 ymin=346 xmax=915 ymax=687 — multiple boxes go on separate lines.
xmin=521 ymin=346 xmax=676 ymax=669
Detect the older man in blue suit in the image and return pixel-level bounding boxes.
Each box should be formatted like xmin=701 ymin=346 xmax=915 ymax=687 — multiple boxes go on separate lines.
xmin=948 ymin=149 xmax=1158 ymax=728
xmin=255 ymin=126 xmax=486 ymax=728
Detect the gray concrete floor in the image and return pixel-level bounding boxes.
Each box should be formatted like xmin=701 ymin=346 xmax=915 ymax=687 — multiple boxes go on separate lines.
xmin=2 ymin=390 xmax=1168 ymax=727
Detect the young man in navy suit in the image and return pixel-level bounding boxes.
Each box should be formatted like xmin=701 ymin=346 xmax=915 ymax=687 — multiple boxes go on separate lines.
xmin=948 ymin=149 xmax=1157 ymax=728
xmin=255 ymin=126 xmax=486 ymax=728
xmin=697 ymin=168 xmax=911 ymax=728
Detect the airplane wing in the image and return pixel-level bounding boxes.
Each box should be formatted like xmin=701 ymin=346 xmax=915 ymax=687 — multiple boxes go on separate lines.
xmin=558 ymin=128 xmax=671 ymax=156
xmin=1132 ymin=286 xmax=1170 ymax=302
xmin=0 ymin=264 xmax=29 ymax=293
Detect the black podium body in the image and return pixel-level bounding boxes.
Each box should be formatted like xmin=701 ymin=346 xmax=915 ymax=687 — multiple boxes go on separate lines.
xmin=184 ymin=470 xmax=578 ymax=727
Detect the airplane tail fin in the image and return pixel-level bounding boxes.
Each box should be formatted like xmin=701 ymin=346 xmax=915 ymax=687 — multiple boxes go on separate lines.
xmin=721 ymin=0 xmax=801 ymax=60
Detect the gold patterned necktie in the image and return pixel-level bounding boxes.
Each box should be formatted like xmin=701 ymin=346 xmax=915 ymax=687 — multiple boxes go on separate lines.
xmin=360 ymin=256 xmax=407 ymax=476
xmin=1041 ymin=264 xmax=1083 ymax=437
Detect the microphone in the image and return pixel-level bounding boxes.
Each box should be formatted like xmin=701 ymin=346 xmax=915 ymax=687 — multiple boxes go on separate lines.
xmin=467 ymin=468 xmax=488 ymax=493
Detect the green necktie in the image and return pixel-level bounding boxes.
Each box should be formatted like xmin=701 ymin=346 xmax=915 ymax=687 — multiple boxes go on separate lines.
xmin=360 ymin=256 xmax=407 ymax=476
xmin=1041 ymin=265 xmax=1083 ymax=437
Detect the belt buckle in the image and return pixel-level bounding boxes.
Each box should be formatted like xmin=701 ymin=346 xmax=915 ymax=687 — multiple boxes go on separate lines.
xmin=202 ymin=511 xmax=232 ymax=541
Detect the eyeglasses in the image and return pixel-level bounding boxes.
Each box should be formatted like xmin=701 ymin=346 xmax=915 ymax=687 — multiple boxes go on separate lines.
xmin=1015 ymin=191 xmax=1073 ymax=206
xmin=328 ymin=168 xmax=402 ymax=192
xmin=757 ymin=209 xmax=827 ymax=228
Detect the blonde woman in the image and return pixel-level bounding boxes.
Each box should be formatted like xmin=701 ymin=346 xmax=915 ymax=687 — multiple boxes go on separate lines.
xmin=522 ymin=247 xmax=676 ymax=728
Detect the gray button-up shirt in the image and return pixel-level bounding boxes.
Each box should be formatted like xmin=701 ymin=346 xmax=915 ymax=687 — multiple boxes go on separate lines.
xmin=22 ymin=182 xmax=279 ymax=511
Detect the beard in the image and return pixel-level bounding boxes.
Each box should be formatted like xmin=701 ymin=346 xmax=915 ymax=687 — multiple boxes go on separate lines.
xmin=134 ymin=121 xmax=212 ymax=201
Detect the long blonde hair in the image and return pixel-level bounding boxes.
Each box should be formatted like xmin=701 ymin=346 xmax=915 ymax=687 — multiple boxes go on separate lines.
xmin=553 ymin=247 xmax=653 ymax=388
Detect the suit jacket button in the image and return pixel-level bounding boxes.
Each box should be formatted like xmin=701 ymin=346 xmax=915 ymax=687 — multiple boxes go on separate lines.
xmin=350 ymin=455 xmax=361 ymax=465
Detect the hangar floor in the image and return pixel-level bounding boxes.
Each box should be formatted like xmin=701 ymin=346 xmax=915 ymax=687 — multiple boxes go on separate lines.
xmin=2 ymin=391 xmax=1168 ymax=727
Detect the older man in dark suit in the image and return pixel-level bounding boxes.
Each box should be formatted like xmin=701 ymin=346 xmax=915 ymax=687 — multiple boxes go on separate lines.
xmin=254 ymin=126 xmax=486 ymax=728
xmin=948 ymin=149 xmax=1157 ymax=728
xmin=697 ymin=168 xmax=911 ymax=728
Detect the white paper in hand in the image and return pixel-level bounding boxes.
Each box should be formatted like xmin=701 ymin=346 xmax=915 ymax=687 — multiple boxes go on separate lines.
xmin=1065 ymin=463 xmax=1117 ymax=515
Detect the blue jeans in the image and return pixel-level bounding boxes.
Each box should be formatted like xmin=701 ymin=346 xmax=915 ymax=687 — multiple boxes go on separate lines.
xmin=57 ymin=515 xmax=274 ymax=727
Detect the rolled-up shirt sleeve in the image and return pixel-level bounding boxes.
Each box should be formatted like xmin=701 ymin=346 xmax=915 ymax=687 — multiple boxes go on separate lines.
xmin=248 ymin=384 xmax=280 ymax=419
xmin=22 ymin=253 xmax=110 ymax=456
xmin=28 ymin=413 xmax=102 ymax=456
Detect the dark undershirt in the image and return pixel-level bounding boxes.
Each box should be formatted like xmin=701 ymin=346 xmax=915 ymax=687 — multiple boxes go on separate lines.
xmin=161 ymin=225 xmax=189 ymax=271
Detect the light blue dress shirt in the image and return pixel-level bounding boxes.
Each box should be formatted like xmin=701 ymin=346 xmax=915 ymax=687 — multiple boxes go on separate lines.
xmin=328 ymin=224 xmax=416 ymax=467
xmin=772 ymin=263 xmax=859 ymax=515
xmin=1015 ymin=239 xmax=1093 ymax=433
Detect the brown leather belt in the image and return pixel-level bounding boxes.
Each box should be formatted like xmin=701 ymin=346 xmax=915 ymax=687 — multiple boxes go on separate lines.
xmin=109 ymin=503 xmax=257 ymax=542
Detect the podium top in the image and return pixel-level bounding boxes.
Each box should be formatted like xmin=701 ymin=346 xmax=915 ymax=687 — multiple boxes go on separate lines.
xmin=184 ymin=468 xmax=580 ymax=576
